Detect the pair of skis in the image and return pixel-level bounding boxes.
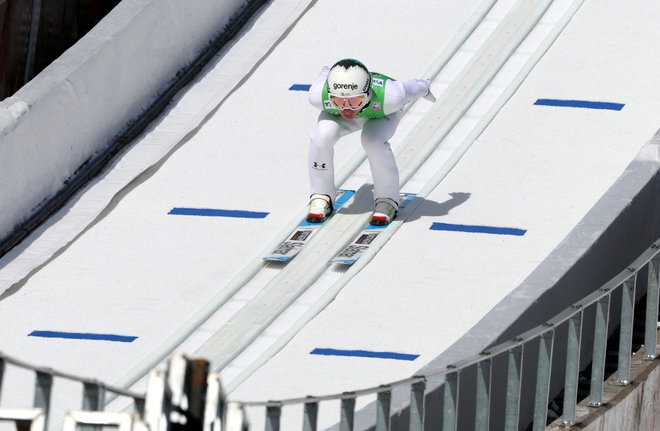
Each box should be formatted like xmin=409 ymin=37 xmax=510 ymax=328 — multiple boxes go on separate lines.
xmin=329 ymin=193 xmax=414 ymax=265
xmin=263 ymin=190 xmax=414 ymax=266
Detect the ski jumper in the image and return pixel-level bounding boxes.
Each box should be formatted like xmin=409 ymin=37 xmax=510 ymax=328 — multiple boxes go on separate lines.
xmin=307 ymin=66 xmax=431 ymax=204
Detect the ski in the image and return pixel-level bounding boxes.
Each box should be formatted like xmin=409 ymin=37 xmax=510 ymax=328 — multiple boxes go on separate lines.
xmin=330 ymin=193 xmax=415 ymax=265
xmin=263 ymin=189 xmax=355 ymax=262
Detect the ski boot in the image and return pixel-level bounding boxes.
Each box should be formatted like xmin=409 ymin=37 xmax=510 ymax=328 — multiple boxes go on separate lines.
xmin=370 ymin=197 xmax=399 ymax=226
xmin=306 ymin=194 xmax=333 ymax=223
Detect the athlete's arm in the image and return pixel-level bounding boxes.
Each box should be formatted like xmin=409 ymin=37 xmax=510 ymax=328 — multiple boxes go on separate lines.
xmin=308 ymin=66 xmax=330 ymax=110
xmin=402 ymin=79 xmax=434 ymax=103
xmin=383 ymin=79 xmax=434 ymax=115
xmin=382 ymin=80 xmax=406 ymax=115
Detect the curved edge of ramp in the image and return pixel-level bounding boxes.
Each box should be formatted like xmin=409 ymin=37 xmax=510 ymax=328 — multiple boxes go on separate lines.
xmin=0 ymin=0 xmax=317 ymax=299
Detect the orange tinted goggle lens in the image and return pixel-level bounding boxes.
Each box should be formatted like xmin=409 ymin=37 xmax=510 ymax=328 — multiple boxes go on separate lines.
xmin=329 ymin=94 xmax=367 ymax=110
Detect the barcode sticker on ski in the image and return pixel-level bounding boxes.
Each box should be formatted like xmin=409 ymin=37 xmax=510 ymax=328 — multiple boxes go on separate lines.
xmin=330 ymin=193 xmax=415 ymax=265
xmin=272 ymin=240 xmax=305 ymax=256
xmin=263 ymin=189 xmax=355 ymax=262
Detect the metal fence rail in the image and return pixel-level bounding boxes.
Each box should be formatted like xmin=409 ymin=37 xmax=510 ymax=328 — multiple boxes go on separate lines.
xmin=0 ymin=350 xmax=144 ymax=431
xmin=1 ymin=239 xmax=658 ymax=430
xmin=233 ymin=238 xmax=660 ymax=430
xmin=0 ymin=351 xmax=235 ymax=431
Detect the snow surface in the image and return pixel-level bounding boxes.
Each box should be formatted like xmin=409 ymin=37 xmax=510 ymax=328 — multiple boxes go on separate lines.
xmin=1 ymin=0 xmax=660 ymax=430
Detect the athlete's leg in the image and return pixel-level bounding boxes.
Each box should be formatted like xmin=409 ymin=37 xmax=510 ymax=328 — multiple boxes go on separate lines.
xmin=360 ymin=111 xmax=403 ymax=203
xmin=308 ymin=112 xmax=361 ymax=200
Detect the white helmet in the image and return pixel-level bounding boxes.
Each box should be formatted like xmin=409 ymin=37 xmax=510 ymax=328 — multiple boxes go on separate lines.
xmin=327 ymin=59 xmax=371 ymax=97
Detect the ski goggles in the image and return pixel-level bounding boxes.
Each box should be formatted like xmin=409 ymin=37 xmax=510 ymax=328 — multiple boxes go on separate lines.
xmin=329 ymin=93 xmax=368 ymax=111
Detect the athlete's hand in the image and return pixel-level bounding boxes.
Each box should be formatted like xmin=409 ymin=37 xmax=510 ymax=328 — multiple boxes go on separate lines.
xmin=417 ymin=79 xmax=436 ymax=103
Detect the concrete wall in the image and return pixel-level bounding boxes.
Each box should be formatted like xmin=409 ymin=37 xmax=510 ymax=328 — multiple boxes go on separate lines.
xmin=0 ymin=0 xmax=251 ymax=242
xmin=547 ymin=346 xmax=660 ymax=431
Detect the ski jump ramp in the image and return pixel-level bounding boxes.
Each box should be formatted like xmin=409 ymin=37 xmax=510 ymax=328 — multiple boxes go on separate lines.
xmin=1 ymin=0 xmax=660 ymax=429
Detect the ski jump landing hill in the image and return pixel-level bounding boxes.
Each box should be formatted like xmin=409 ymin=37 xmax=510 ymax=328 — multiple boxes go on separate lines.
xmin=1 ymin=0 xmax=660 ymax=429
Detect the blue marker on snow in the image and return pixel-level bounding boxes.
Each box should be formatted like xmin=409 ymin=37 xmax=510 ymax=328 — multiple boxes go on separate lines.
xmin=430 ymin=222 xmax=526 ymax=236
xmin=534 ymin=99 xmax=624 ymax=111
xmin=29 ymin=331 xmax=138 ymax=343
xmin=168 ymin=208 xmax=269 ymax=219
xmin=289 ymin=84 xmax=311 ymax=91
xmin=311 ymin=348 xmax=419 ymax=361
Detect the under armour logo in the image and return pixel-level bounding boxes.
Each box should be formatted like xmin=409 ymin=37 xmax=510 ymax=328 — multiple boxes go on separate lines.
xmin=313 ymin=162 xmax=327 ymax=170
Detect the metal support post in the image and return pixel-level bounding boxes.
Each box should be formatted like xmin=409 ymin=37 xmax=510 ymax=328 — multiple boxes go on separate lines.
xmin=409 ymin=379 xmax=426 ymax=431
xmin=134 ymin=397 xmax=146 ymax=423
xmin=503 ymin=344 xmax=523 ymax=431
xmin=588 ymin=293 xmax=611 ymax=406
xmin=34 ymin=371 xmax=53 ymax=430
xmin=375 ymin=388 xmax=391 ymax=431
xmin=532 ymin=329 xmax=554 ymax=431
xmin=475 ymin=357 xmax=492 ymax=431
xmin=82 ymin=382 xmax=105 ymax=411
xmin=562 ymin=309 xmax=583 ymax=426
xmin=81 ymin=382 xmax=105 ymax=431
xmin=617 ymin=277 xmax=636 ymax=385
xmin=442 ymin=369 xmax=460 ymax=431
xmin=340 ymin=394 xmax=356 ymax=431
xmin=303 ymin=399 xmax=318 ymax=431
xmin=265 ymin=404 xmax=281 ymax=431
xmin=644 ymin=257 xmax=660 ymax=360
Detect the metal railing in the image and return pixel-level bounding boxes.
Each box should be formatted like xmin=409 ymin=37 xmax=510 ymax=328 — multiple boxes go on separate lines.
xmin=0 ymin=351 xmax=236 ymax=431
xmin=0 ymin=351 xmax=144 ymax=430
xmin=233 ymin=238 xmax=660 ymax=431
xmin=0 ymin=238 xmax=658 ymax=430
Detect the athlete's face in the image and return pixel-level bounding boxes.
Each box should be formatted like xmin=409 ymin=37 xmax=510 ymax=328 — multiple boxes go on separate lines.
xmin=339 ymin=108 xmax=358 ymax=120
xmin=329 ymin=93 xmax=367 ymax=121
xmin=329 ymin=94 xmax=367 ymax=110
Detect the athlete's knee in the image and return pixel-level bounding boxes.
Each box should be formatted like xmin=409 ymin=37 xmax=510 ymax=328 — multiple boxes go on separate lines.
xmin=310 ymin=128 xmax=338 ymax=150
xmin=309 ymin=133 xmax=331 ymax=154
xmin=361 ymin=136 xmax=392 ymax=154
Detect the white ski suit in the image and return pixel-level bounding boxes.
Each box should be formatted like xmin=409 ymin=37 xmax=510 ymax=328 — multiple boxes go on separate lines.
xmin=307 ymin=66 xmax=433 ymax=205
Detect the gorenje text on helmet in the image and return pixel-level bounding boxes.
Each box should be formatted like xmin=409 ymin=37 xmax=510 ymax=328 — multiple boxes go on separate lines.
xmin=333 ymin=83 xmax=359 ymax=91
